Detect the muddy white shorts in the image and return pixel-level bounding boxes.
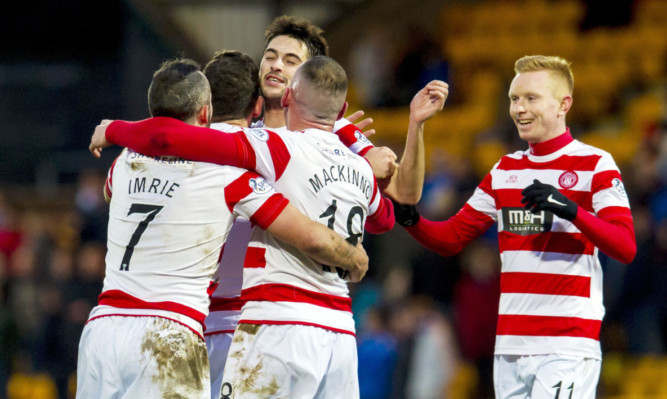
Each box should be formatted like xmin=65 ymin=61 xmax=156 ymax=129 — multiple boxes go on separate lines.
xmin=494 ymin=354 xmax=601 ymax=399
xmin=76 ymin=315 xmax=210 ymax=399
xmin=206 ymin=331 xmax=234 ymax=399
xmin=221 ymin=323 xmax=358 ymax=399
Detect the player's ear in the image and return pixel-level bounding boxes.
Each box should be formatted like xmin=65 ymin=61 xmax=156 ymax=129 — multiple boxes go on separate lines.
xmin=197 ymin=104 xmax=210 ymax=125
xmin=252 ymin=96 xmax=264 ymax=118
xmin=281 ymin=88 xmax=291 ymax=109
xmin=559 ymin=95 xmax=573 ymax=116
xmin=336 ymin=101 xmax=348 ymax=121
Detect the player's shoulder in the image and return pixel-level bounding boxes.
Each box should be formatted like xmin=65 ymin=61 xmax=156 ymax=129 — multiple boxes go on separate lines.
xmin=569 ymin=138 xmax=614 ymax=158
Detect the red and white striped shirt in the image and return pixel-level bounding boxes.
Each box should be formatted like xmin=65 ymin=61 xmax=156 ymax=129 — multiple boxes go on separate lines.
xmin=105 ymin=118 xmax=395 ymax=336
xmin=404 ymin=130 xmax=635 ymax=359
xmin=91 ymin=147 xmax=288 ymax=339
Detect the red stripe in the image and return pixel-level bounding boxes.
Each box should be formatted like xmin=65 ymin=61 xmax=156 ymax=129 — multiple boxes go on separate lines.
xmin=598 ymin=206 xmax=632 ymax=221
xmin=370 ymin=176 xmax=378 ymax=204
xmin=497 ymin=314 xmax=601 ymax=340
xmin=499 ymin=231 xmax=595 ymax=255
xmin=497 ymin=154 xmax=602 ymax=172
xmin=241 ymin=283 xmax=352 ymax=312
xmin=97 ymin=289 xmax=206 ymax=326
xmin=235 ymin=133 xmax=257 ymax=170
xmin=501 ymin=272 xmax=591 ymax=297
xmin=244 ymin=247 xmax=266 ymax=268
xmin=358 ymin=146 xmax=372 ymax=157
xmin=204 ymin=330 xmax=235 ymax=336
xmin=238 ymin=319 xmax=356 ymax=336
xmin=479 ymin=172 xmax=494 ymax=198
xmin=105 ymin=156 xmax=120 ymax=199
xmin=334 ymin=123 xmax=358 ymax=147
xmin=87 ymin=314 xmax=204 ymax=340
xmin=591 ymin=170 xmax=621 ymax=194
xmin=249 ymin=194 xmax=289 ymax=230
xmin=267 ymin=130 xmax=290 ymax=180
xmin=224 ymin=171 xmax=257 ymax=213
xmin=209 ymin=296 xmax=246 ymax=312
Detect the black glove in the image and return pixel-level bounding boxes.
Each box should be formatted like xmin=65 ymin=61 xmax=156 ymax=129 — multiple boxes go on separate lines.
xmin=521 ymin=179 xmax=578 ymax=221
xmin=391 ymin=199 xmax=420 ymax=227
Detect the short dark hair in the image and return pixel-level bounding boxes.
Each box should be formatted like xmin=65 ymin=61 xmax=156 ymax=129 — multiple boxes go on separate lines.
xmin=296 ymin=56 xmax=347 ymax=120
xmin=148 ymin=58 xmax=210 ymax=122
xmin=299 ymin=56 xmax=347 ymax=97
xmin=204 ymin=51 xmax=260 ymax=122
xmin=264 ymin=15 xmax=329 ymax=58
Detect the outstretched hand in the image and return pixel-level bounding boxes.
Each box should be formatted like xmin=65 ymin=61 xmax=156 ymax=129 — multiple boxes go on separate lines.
xmin=345 ymin=109 xmax=375 ymax=138
xmin=521 ymin=179 xmax=578 ymax=221
xmin=89 ymin=119 xmax=114 ymax=158
xmin=409 ymin=80 xmax=448 ymax=124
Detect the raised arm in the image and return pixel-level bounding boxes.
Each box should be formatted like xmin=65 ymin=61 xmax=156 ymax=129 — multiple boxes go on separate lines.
xmin=267 ymin=204 xmax=369 ymax=282
xmin=382 ymin=80 xmax=448 ymax=204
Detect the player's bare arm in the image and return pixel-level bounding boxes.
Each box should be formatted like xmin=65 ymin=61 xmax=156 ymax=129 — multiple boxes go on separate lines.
xmin=266 ymin=204 xmax=369 ymax=282
xmin=382 ymin=80 xmax=448 ymax=204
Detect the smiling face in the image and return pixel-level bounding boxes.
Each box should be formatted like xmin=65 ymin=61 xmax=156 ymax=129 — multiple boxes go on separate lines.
xmin=508 ymin=70 xmax=571 ymax=144
xmin=259 ymin=35 xmax=310 ymax=103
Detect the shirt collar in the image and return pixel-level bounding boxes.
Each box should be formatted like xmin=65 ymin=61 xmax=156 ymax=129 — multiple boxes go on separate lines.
xmin=528 ymin=128 xmax=573 ymax=156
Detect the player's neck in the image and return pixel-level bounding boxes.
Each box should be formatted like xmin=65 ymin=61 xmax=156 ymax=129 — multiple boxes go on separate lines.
xmin=217 ymin=118 xmax=249 ymax=128
xmin=262 ymin=106 xmax=285 ymax=128
xmin=288 ymin=116 xmax=334 ymax=133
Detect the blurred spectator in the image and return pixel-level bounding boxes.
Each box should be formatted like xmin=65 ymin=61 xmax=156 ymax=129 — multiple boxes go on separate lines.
xmin=0 ymin=275 xmax=19 ymax=399
xmin=453 ymin=239 xmax=500 ymax=399
xmin=348 ymin=24 xmax=397 ymax=108
xmin=392 ymin=26 xmax=450 ymax=107
xmin=358 ymin=304 xmax=398 ymax=399
xmin=0 ymin=189 xmax=22 ymax=269
xmin=390 ymin=296 xmax=460 ymax=399
xmin=73 ymin=169 xmax=108 ymax=244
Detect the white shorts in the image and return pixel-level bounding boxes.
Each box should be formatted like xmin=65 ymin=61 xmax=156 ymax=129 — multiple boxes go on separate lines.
xmin=221 ymin=323 xmax=358 ymax=399
xmin=494 ymin=354 xmax=601 ymax=399
xmin=206 ymin=331 xmax=234 ymax=399
xmin=76 ymin=315 xmax=210 ymax=399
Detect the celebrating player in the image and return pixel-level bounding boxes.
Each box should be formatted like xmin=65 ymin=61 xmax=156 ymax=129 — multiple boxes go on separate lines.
xmin=76 ymin=58 xmax=368 ymax=399
xmin=392 ymin=55 xmax=637 ymax=399
xmin=89 ymin=55 xmax=447 ymax=397
xmin=258 ymin=15 xmax=447 ymax=203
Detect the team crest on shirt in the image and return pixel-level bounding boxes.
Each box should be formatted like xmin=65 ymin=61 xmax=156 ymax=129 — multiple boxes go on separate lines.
xmin=612 ymin=178 xmax=627 ymax=196
xmin=558 ymin=170 xmax=578 ymax=189
xmin=249 ymin=177 xmax=271 ymax=194
xmin=501 ymin=207 xmax=554 ymax=235
xmin=247 ymin=128 xmax=270 ymax=142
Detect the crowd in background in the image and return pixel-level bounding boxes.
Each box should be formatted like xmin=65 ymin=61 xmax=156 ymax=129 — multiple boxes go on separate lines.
xmin=0 ymin=88 xmax=665 ymax=398
xmin=1 ymin=0 xmax=667 ymax=397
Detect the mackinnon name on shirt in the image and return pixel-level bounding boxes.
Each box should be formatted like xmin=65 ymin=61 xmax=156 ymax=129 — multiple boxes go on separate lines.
xmin=309 ymin=164 xmax=372 ymax=200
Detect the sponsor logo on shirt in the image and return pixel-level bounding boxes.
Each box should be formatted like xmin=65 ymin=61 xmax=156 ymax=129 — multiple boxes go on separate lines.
xmin=501 ymin=207 xmax=553 ymax=235
xmin=558 ymin=170 xmax=578 ymax=189
xmin=249 ymin=177 xmax=271 ymax=194
xmin=126 ymin=151 xmax=193 ymax=170
xmin=315 ymin=141 xmax=358 ymax=161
